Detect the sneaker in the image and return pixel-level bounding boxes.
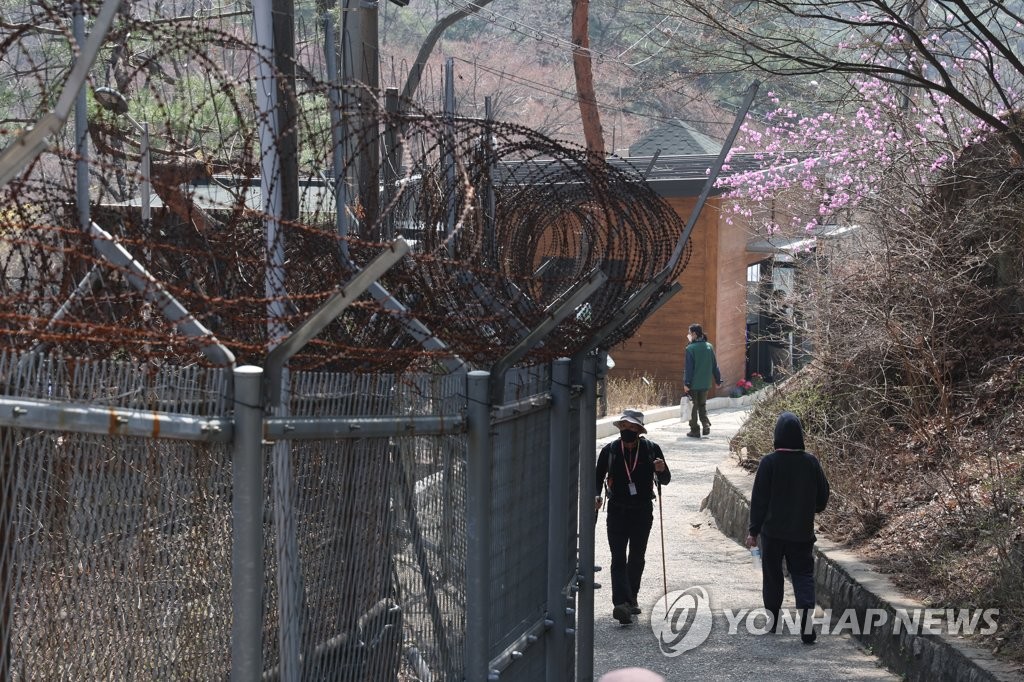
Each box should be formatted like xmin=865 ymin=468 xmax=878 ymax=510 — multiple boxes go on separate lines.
xmin=629 ymin=601 xmax=642 ymax=615
xmin=612 ymin=604 xmax=633 ymax=624
xmin=686 ymin=431 xmax=701 ymax=438
xmin=702 ymin=426 xmax=710 ymax=435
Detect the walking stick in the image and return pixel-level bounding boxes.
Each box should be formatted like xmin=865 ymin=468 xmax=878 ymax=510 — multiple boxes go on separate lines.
xmin=657 ymin=480 xmax=668 ymax=613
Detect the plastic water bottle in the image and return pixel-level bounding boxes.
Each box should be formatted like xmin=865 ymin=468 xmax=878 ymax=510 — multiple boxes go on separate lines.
xmin=750 ymin=547 xmax=762 ymax=570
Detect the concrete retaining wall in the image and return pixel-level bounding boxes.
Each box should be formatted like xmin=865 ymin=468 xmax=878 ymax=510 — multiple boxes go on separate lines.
xmin=707 ymin=459 xmax=1023 ymax=682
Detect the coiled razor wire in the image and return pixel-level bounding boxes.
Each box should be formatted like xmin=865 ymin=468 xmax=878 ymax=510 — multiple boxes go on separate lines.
xmin=0 ymin=2 xmax=690 ymax=373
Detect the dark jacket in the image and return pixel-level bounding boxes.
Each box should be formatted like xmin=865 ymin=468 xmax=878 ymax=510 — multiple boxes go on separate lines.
xmin=748 ymin=412 xmax=830 ymax=542
xmin=596 ymin=438 xmax=670 ymax=508
xmin=684 ymin=339 xmax=722 ymax=391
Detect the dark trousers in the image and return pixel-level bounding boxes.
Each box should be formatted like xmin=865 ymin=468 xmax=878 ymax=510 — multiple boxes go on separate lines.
xmin=761 ymin=535 xmax=816 ymax=616
xmin=688 ymin=389 xmax=710 ymax=433
xmin=606 ymin=503 xmax=654 ymax=606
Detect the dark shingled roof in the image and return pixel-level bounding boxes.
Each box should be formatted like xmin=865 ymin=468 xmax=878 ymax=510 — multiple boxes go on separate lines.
xmin=629 ymin=119 xmax=722 ymax=157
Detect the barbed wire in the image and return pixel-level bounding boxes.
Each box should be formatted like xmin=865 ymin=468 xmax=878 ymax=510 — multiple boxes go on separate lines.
xmin=0 ymin=3 xmax=690 ymax=374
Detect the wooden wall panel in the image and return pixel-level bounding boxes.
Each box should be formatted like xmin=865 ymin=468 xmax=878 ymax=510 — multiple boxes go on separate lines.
xmin=609 ymin=196 xmax=762 ymax=400
xmin=611 ymin=196 xmax=713 ymax=399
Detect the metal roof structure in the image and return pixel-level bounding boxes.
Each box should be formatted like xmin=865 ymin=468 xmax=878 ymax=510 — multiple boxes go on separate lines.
xmin=608 ymin=153 xmax=767 ymax=197
xmin=629 ymin=118 xmax=722 ymax=157
xmin=747 ymin=223 xmax=859 ymax=261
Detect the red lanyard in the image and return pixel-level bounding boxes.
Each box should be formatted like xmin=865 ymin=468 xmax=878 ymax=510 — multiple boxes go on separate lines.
xmin=621 ymin=441 xmax=640 ymax=484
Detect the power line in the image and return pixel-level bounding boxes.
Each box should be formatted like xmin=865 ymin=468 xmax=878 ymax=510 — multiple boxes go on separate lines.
xmin=440 ymin=0 xmax=634 ymax=67
xmin=449 ymin=55 xmax=736 ymax=135
xmin=389 ymin=2 xmax=755 ymax=141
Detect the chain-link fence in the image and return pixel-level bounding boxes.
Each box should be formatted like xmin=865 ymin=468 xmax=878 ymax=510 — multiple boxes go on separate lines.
xmin=0 ymin=353 xmax=593 ymax=681
xmin=0 ymin=2 xmax=702 ymax=678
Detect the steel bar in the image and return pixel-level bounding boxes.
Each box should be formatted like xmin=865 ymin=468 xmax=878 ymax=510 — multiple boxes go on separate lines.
xmin=264 ymin=414 xmax=464 ymax=440
xmin=231 ymin=366 xmax=265 ymax=682
xmin=489 ymin=268 xmax=607 ymax=403
xmin=264 ymin=238 xmax=411 ymax=404
xmin=465 ymin=370 xmax=493 ymax=680
xmin=491 ymin=393 xmax=551 ymax=424
xmin=88 ymin=222 xmax=236 ymax=367
xmin=0 ymin=395 xmax=230 ymax=442
xmin=664 ymin=80 xmax=759 ymax=274
xmin=73 ymin=5 xmax=89 ymax=231
xmin=486 ymin=616 xmax=550 ymax=679
xmin=581 ymin=282 xmax=682 ymax=358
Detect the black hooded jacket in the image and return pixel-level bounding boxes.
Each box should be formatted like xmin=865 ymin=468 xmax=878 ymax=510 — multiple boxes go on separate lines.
xmin=748 ymin=412 xmax=830 ymax=542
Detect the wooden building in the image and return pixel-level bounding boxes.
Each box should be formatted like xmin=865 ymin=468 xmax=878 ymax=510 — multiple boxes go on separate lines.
xmin=609 ymin=121 xmax=765 ymax=399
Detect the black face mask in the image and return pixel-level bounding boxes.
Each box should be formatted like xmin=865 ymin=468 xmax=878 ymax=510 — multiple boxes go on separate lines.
xmin=619 ymin=430 xmax=640 ymax=443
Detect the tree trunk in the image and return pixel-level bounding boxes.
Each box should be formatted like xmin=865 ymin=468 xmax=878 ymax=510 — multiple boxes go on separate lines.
xmin=571 ymin=0 xmax=605 ymax=165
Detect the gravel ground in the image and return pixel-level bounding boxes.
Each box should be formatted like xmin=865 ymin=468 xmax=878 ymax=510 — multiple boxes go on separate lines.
xmin=591 ymin=406 xmax=897 ymax=681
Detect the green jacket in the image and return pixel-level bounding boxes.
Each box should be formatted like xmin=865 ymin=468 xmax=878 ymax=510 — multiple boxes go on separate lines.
xmin=684 ymin=339 xmax=722 ymax=391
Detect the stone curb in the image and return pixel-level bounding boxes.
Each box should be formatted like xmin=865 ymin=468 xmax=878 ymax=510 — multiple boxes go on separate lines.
xmin=706 ymin=458 xmax=1024 ymax=682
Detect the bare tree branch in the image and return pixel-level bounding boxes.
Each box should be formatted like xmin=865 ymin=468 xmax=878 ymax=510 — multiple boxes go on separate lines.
xmin=399 ymin=0 xmax=495 ymax=105
xmin=647 ymin=0 xmax=1024 ymax=154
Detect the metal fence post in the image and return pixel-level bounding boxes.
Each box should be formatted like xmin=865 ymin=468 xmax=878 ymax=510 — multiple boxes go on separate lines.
xmin=576 ymin=354 xmax=598 ymax=682
xmin=547 ymin=358 xmax=571 ymax=679
xmin=232 ymin=365 xmax=265 ymax=682
xmin=466 ymin=370 xmax=492 ymax=680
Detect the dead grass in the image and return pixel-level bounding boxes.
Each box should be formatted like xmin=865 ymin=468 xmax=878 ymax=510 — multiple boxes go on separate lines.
xmin=605 ymin=373 xmax=677 ymax=415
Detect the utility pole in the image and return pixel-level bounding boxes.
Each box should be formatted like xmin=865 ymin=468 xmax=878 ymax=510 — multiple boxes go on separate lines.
xmin=274 ymin=0 xmax=300 ymax=225
xmin=341 ymin=0 xmax=381 ymax=239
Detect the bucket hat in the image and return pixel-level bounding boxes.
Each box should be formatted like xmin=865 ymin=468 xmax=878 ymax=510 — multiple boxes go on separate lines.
xmin=612 ymin=409 xmax=647 ymax=434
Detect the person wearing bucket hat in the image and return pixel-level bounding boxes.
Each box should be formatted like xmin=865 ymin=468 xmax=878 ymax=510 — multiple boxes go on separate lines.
xmin=595 ymin=409 xmax=670 ymax=624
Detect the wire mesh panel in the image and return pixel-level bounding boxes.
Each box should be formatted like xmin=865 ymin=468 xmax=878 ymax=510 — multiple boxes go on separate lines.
xmin=392 ymin=432 xmax=468 ymax=680
xmin=263 ymin=370 xmax=467 ymax=681
xmin=483 ymin=363 xmax=585 ymax=682
xmin=0 ymin=434 xmax=233 ymax=679
xmin=0 ymin=352 xmax=231 ymax=413
xmin=488 ymin=406 xmax=551 ymax=664
xmin=261 ymin=437 xmax=405 ymax=681
xmin=0 ymin=355 xmax=233 ymax=680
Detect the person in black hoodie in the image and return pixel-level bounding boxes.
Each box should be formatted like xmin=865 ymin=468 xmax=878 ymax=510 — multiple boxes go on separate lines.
xmin=595 ymin=409 xmax=671 ymax=624
xmin=745 ymin=411 xmax=830 ymax=643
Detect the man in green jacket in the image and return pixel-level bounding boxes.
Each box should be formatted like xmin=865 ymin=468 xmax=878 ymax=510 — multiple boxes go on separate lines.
xmin=683 ymin=323 xmax=722 ymax=437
